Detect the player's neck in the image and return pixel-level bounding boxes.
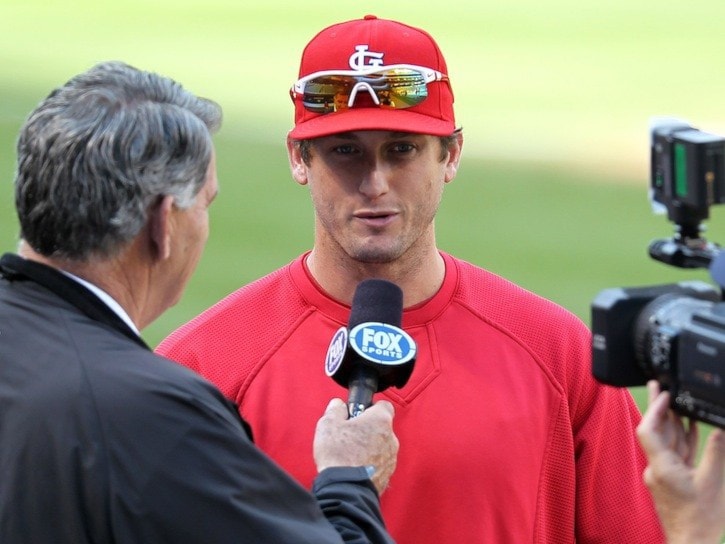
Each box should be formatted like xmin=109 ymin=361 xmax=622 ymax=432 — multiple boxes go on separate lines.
xmin=305 ymin=246 xmax=445 ymax=308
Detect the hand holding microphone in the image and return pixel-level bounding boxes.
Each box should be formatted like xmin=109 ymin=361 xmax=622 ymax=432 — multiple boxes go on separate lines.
xmin=324 ymin=279 xmax=417 ymax=418
xmin=313 ymin=398 xmax=399 ymax=493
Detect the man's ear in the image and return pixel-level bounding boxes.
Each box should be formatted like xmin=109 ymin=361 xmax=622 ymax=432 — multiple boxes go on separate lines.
xmin=444 ymin=131 xmax=464 ymax=184
xmin=286 ymin=135 xmax=309 ymax=186
xmin=148 ymin=195 xmax=175 ymax=261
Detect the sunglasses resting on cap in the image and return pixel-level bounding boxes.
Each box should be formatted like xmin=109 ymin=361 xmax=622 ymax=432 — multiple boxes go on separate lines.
xmin=290 ymin=64 xmax=449 ymax=114
xmin=288 ymin=15 xmax=456 ymax=139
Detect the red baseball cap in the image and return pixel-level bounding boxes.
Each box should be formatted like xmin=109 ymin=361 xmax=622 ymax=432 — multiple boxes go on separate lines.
xmin=289 ymin=15 xmax=456 ymax=139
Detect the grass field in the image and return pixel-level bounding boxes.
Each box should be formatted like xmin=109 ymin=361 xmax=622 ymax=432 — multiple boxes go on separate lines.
xmin=2 ymin=1 xmax=723 ymax=444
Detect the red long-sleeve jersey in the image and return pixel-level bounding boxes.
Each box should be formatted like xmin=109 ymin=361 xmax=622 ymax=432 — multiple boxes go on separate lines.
xmin=157 ymin=252 xmax=665 ymax=543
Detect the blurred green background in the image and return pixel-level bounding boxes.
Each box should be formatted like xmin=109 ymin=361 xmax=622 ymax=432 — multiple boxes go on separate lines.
xmin=2 ymin=0 xmax=724 ymax=439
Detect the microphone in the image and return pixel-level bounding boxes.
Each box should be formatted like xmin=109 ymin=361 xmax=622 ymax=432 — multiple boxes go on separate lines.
xmin=324 ymin=279 xmax=417 ymax=418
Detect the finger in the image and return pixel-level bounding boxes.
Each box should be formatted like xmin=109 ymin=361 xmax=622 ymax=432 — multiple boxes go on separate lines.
xmin=664 ymin=405 xmax=689 ymax=455
xmin=370 ymin=399 xmax=395 ymax=418
xmin=698 ymin=429 xmax=725 ymax=488
xmin=676 ymin=419 xmax=698 ymax=466
xmin=653 ymin=390 xmax=672 ymax=424
xmin=710 ymin=428 xmax=725 ymax=456
xmin=637 ymin=390 xmax=675 ymax=455
xmin=638 ymin=388 xmax=671 ymax=434
xmin=646 ymin=380 xmax=661 ymax=405
xmin=323 ymin=398 xmax=347 ymax=418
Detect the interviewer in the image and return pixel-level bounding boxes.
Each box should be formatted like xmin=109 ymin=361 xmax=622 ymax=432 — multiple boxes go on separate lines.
xmin=0 ymin=61 xmax=397 ymax=543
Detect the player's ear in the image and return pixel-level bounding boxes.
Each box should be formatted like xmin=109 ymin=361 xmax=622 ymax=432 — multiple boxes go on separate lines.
xmin=286 ymin=135 xmax=309 ymax=186
xmin=444 ymin=131 xmax=464 ymax=184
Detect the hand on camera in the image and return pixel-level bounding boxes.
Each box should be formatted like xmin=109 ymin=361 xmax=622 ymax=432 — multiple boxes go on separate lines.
xmin=637 ymin=380 xmax=725 ymax=544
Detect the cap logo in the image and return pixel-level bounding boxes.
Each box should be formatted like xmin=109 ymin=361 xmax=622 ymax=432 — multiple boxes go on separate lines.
xmin=349 ymin=45 xmax=384 ymax=71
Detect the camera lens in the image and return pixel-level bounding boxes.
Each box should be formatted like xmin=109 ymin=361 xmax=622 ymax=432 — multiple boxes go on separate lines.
xmin=633 ymin=293 xmax=714 ymax=378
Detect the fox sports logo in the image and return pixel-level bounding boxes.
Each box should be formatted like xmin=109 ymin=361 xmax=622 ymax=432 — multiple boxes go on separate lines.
xmin=325 ymin=322 xmax=417 ymax=377
xmin=349 ymin=322 xmax=416 ymax=365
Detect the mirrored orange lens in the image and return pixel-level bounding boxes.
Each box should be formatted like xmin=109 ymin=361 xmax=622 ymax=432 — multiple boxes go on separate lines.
xmin=301 ymin=69 xmax=429 ymax=113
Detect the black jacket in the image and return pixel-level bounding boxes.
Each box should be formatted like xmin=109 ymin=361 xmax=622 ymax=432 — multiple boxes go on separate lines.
xmin=0 ymin=253 xmax=393 ymax=544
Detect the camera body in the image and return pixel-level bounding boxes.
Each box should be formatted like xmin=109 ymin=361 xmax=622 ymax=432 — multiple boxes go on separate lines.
xmin=591 ymin=120 xmax=725 ymax=428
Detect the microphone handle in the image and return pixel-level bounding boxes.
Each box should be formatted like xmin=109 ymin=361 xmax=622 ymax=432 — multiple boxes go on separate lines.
xmin=347 ymin=365 xmax=379 ymax=418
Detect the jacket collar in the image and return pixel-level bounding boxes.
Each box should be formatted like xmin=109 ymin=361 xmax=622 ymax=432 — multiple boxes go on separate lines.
xmin=0 ymin=252 xmax=148 ymax=350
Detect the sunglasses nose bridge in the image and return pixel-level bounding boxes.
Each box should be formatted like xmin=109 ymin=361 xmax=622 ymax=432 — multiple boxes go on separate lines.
xmin=348 ymin=81 xmax=381 ymax=108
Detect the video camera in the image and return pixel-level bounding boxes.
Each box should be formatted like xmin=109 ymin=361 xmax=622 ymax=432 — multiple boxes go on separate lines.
xmin=591 ymin=119 xmax=725 ymax=429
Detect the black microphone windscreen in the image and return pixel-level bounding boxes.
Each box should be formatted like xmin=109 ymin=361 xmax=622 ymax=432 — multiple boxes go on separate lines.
xmin=348 ymin=279 xmax=403 ymax=328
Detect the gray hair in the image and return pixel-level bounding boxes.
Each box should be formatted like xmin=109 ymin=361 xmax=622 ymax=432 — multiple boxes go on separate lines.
xmin=15 ymin=60 xmax=223 ymax=261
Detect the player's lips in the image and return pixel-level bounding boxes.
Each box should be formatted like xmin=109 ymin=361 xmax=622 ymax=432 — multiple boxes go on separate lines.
xmin=354 ymin=210 xmax=399 ymax=227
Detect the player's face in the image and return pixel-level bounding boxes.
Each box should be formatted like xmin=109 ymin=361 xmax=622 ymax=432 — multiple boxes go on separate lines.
xmin=290 ymin=130 xmax=461 ymax=266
